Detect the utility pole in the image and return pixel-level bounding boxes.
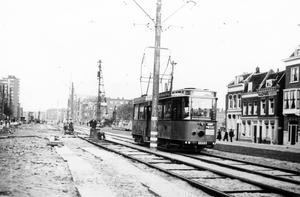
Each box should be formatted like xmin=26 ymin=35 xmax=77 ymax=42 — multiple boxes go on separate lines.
xmin=150 ymin=0 xmax=162 ymax=150
xmin=170 ymin=61 xmax=176 ymax=93
xmin=97 ymin=60 xmax=103 ymax=124
xmin=0 ymin=85 xmax=3 ymax=120
xmin=1 ymin=84 xmax=4 ymax=120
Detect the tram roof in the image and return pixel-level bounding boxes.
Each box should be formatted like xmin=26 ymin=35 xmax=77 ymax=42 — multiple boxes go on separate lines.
xmin=133 ymin=88 xmax=217 ymax=104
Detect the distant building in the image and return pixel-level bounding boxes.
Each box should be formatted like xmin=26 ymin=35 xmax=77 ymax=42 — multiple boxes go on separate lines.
xmin=106 ymin=97 xmax=132 ymax=118
xmin=0 ymin=75 xmax=21 ymax=120
xmin=216 ymin=108 xmax=225 ymax=130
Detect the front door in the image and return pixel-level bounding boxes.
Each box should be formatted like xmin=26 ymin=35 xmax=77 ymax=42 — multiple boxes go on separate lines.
xmin=259 ymin=126 xmax=262 ymax=143
xmin=289 ymin=123 xmax=298 ymax=145
xmin=253 ymin=125 xmax=257 ymax=143
xmin=236 ymin=124 xmax=239 ymax=141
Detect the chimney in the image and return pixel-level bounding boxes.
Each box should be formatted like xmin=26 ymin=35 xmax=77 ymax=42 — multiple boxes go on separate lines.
xmin=256 ymin=67 xmax=260 ymax=73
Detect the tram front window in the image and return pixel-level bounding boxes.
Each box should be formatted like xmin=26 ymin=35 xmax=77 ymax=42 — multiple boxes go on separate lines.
xmin=191 ymin=98 xmax=214 ymax=119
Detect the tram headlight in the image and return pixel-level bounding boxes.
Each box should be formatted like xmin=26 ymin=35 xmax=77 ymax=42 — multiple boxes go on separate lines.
xmin=198 ymin=130 xmax=205 ymax=137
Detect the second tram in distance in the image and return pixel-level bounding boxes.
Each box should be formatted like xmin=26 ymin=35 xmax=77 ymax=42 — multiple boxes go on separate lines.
xmin=132 ymin=88 xmax=218 ymax=151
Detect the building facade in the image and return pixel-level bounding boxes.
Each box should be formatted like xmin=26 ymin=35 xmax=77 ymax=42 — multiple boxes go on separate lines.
xmin=106 ymin=97 xmax=132 ymax=118
xmin=226 ymin=67 xmax=286 ymax=145
xmin=282 ymin=46 xmax=300 ymax=146
xmin=226 ymin=72 xmax=251 ymax=140
xmin=0 ymin=75 xmax=21 ymax=120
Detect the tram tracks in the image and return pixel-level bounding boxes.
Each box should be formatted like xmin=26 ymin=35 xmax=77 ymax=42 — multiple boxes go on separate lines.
xmin=179 ymin=152 xmax=300 ymax=185
xmin=78 ymin=134 xmax=300 ymax=197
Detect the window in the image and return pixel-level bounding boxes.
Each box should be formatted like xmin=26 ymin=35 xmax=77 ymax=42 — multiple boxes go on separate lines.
xmin=134 ymin=105 xmax=139 ymax=120
xmin=172 ymin=100 xmax=182 ymax=120
xmin=266 ymin=79 xmax=273 ymax=87
xmin=182 ymin=97 xmax=189 ymax=119
xmin=294 ymin=49 xmax=300 ymax=56
xmin=191 ymin=98 xmax=214 ymax=119
xmin=228 ymin=95 xmax=233 ymax=109
xmin=283 ymin=89 xmax=300 ymax=110
xmin=248 ymin=82 xmax=253 ymax=92
xmin=269 ymin=98 xmax=274 ymax=115
xmin=238 ymin=94 xmax=241 ymax=108
xmin=248 ymin=103 xmax=252 ymax=115
xmin=163 ymin=103 xmax=172 ymax=119
xmin=254 ymin=101 xmax=258 ymax=115
xmin=284 ymin=91 xmax=289 ymax=109
xmin=297 ymin=90 xmax=300 ymax=109
xmin=291 ymin=67 xmax=299 ymax=83
xmin=158 ymin=104 xmax=163 ymax=120
xmin=261 ymin=100 xmax=266 ymax=115
xmin=138 ymin=105 xmax=145 ymax=120
xmin=233 ymin=95 xmax=237 ymax=108
xmin=243 ymin=102 xmax=247 ymax=115
xmin=291 ymin=91 xmax=296 ymax=109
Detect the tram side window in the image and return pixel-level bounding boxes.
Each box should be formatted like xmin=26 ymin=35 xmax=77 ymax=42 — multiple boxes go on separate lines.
xmin=158 ymin=104 xmax=163 ymax=120
xmin=134 ymin=105 xmax=139 ymax=120
xmin=182 ymin=97 xmax=190 ymax=119
xmin=173 ymin=100 xmax=182 ymax=120
xmin=139 ymin=105 xmax=145 ymax=120
xmin=163 ymin=103 xmax=172 ymax=119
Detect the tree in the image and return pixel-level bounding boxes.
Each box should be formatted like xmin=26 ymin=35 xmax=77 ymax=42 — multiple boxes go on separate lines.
xmin=4 ymin=103 xmax=12 ymax=120
xmin=116 ymin=103 xmax=133 ymax=121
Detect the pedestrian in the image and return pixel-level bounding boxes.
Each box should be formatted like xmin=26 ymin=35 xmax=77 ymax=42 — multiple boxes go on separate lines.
xmin=229 ymin=129 xmax=234 ymax=142
xmin=223 ymin=130 xmax=228 ymax=141
xmin=89 ymin=118 xmax=97 ymax=129
xmin=63 ymin=120 xmax=68 ymax=134
xmin=217 ymin=129 xmax=222 ymax=141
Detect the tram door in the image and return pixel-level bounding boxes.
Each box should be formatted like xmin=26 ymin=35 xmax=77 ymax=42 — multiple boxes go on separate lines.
xmin=289 ymin=123 xmax=298 ymax=145
xmin=145 ymin=106 xmax=151 ymax=140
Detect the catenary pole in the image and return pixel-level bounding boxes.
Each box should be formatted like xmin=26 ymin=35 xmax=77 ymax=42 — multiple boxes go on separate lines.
xmin=150 ymin=0 xmax=162 ymax=150
xmin=97 ymin=60 xmax=102 ymax=123
xmin=71 ymin=82 xmax=74 ymax=121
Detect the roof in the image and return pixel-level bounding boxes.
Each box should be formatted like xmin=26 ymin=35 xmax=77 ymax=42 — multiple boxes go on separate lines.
xmin=259 ymin=70 xmax=285 ymax=89
xmin=245 ymin=71 xmax=268 ymax=92
xmin=289 ymin=45 xmax=300 ymax=58
xmin=227 ymin=73 xmax=251 ymax=86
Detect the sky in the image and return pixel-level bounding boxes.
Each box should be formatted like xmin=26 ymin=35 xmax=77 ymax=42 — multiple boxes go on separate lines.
xmin=1 ymin=0 xmax=300 ymax=112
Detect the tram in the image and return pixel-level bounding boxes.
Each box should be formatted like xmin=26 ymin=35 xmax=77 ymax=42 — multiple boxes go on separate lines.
xmin=132 ymin=88 xmax=218 ymax=151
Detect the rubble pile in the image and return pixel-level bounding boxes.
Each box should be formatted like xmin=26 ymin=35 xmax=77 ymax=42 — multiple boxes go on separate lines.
xmin=0 ymin=126 xmax=16 ymax=135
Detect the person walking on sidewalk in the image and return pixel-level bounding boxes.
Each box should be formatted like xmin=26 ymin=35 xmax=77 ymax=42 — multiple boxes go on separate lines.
xmin=229 ymin=129 xmax=234 ymax=142
xmin=223 ymin=130 xmax=228 ymax=141
xmin=217 ymin=129 xmax=222 ymax=141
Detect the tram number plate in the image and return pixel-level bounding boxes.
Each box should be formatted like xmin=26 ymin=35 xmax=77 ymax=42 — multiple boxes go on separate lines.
xmin=206 ymin=129 xmax=215 ymax=135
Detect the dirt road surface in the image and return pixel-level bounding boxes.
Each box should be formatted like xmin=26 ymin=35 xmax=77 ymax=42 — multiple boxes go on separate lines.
xmin=0 ymin=124 xmax=208 ymax=197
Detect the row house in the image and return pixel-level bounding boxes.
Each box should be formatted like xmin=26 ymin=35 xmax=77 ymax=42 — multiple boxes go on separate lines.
xmin=226 ymin=67 xmax=286 ymax=145
xmin=282 ymin=46 xmax=300 ymax=145
xmin=226 ymin=72 xmax=251 ymax=140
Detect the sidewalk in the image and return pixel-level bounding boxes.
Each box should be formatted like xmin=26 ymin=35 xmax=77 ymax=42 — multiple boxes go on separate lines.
xmin=215 ymin=140 xmax=300 ymax=153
